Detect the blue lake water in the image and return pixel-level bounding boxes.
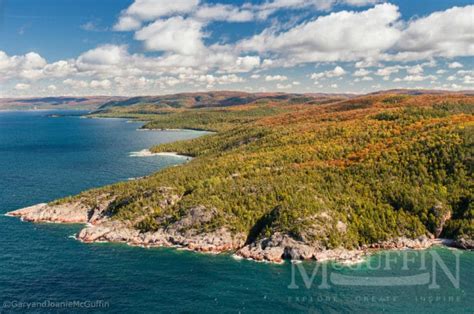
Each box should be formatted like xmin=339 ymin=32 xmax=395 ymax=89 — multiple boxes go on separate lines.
xmin=0 ymin=110 xmax=472 ymax=313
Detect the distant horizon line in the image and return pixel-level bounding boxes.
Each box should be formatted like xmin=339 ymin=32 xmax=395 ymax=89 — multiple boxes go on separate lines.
xmin=2 ymin=88 xmax=474 ymax=100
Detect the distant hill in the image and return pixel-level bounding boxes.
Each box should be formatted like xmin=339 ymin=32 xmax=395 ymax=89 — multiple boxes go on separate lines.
xmin=0 ymin=96 xmax=126 ymax=110
xmin=96 ymin=91 xmax=355 ymax=111
xmin=0 ymin=92 xmax=353 ymax=111
xmin=3 ymin=90 xmax=472 ymax=112
xmin=369 ymin=89 xmax=474 ymax=96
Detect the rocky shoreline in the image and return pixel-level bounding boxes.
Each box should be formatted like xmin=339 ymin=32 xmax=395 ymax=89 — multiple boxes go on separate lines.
xmin=7 ymin=201 xmax=472 ymax=264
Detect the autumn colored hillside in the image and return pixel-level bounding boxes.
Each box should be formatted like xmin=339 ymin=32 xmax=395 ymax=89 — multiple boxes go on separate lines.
xmin=60 ymin=92 xmax=473 ymax=251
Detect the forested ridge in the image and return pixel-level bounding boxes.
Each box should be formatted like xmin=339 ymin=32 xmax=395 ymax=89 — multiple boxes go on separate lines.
xmin=60 ymin=93 xmax=473 ymax=249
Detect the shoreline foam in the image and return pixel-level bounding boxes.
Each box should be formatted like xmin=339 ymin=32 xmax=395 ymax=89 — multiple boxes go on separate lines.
xmin=129 ymin=149 xmax=192 ymax=159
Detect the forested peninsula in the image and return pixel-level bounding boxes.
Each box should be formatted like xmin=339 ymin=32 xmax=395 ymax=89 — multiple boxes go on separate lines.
xmin=8 ymin=91 xmax=474 ymax=263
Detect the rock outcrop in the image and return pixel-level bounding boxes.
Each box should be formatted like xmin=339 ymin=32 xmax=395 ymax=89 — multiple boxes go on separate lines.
xmin=237 ymin=232 xmax=366 ymax=263
xmin=363 ymin=236 xmax=435 ymax=250
xmin=454 ymin=237 xmax=474 ymax=250
xmin=6 ymin=199 xmax=470 ymax=264
xmin=77 ymin=222 xmax=245 ymax=253
xmin=238 ymin=233 xmax=317 ymax=263
xmin=6 ymin=197 xmax=246 ymax=255
xmin=6 ymin=202 xmax=90 ymax=223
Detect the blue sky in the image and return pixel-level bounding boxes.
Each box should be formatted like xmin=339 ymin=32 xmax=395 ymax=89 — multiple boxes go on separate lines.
xmin=0 ymin=0 xmax=473 ymax=97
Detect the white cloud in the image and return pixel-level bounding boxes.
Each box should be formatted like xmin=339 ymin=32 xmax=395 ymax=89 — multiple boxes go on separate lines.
xmin=90 ymin=79 xmax=112 ymax=89
xmin=80 ymin=21 xmax=105 ymax=32
xmin=276 ymin=83 xmax=292 ymax=89
xmin=0 ymin=51 xmax=11 ymax=71
xmin=310 ymin=66 xmax=346 ymax=80
xmin=448 ymin=62 xmax=463 ymax=69
xmin=375 ymin=65 xmax=401 ymax=77
xmin=239 ymin=4 xmax=402 ymax=65
xmin=406 ymin=64 xmax=423 ymax=75
xmin=4 ymin=2 xmax=474 ymax=96
xmin=457 ymin=70 xmax=474 ymax=76
xmin=395 ymin=5 xmax=474 ymax=60
xmin=48 ymin=85 xmax=57 ymax=91
xmin=398 ymin=74 xmax=437 ymax=82
xmin=134 ymin=17 xmax=205 ymax=55
xmin=343 ymin=0 xmax=380 ymax=6
xmin=114 ymin=76 xmax=154 ymax=89
xmin=111 ymin=2 xmax=474 ymax=76
xmin=14 ymin=83 xmax=30 ymax=90
xmin=43 ymin=60 xmax=76 ymax=78
xmin=0 ymin=43 xmax=260 ymax=94
xmin=115 ymin=0 xmax=382 ymax=31
xmin=253 ymin=0 xmax=335 ymax=19
xmin=127 ymin=0 xmax=198 ymax=20
xmin=181 ymin=73 xmax=245 ymax=87
xmin=114 ymin=16 xmax=142 ymax=31
xmin=252 ymin=0 xmax=381 ymax=20
xmin=195 ymin=4 xmax=254 ymax=22
xmin=353 ymin=68 xmax=371 ymax=76
xmin=220 ymin=56 xmax=261 ymax=73
xmin=0 ymin=51 xmax=47 ymax=80
xmin=114 ymin=0 xmax=199 ymax=31
xmin=63 ymin=79 xmax=89 ymax=89
xmin=326 ymin=66 xmax=346 ymax=77
xmin=310 ymin=72 xmax=325 ymax=80
xmin=78 ymin=45 xmax=126 ymax=65
xmin=240 ymin=4 xmax=473 ymax=65
xmin=215 ymin=74 xmax=245 ymax=84
xmin=355 ymin=59 xmax=380 ymax=68
xmin=265 ymin=74 xmax=288 ymax=81
xmin=463 ymin=75 xmax=474 ymax=85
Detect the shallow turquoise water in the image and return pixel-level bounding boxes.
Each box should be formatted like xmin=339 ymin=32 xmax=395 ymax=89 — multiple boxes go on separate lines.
xmin=0 ymin=111 xmax=472 ymax=313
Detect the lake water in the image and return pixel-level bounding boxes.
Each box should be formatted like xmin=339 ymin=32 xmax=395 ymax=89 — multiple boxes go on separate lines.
xmin=0 ymin=110 xmax=472 ymax=313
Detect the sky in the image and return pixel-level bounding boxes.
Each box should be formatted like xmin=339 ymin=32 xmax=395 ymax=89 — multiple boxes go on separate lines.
xmin=0 ymin=0 xmax=473 ymax=97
